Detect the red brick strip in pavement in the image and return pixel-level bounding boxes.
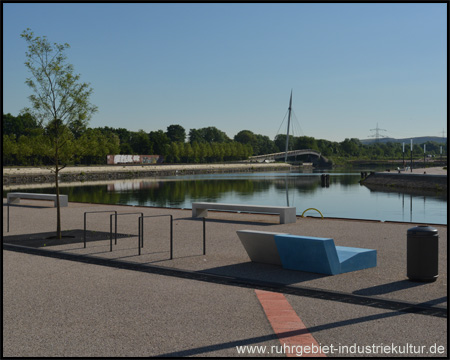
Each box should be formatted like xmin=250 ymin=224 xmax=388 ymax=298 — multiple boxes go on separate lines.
xmin=255 ymin=290 xmax=326 ymax=357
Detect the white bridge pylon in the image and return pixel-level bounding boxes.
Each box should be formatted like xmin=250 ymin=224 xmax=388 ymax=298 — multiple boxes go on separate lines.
xmin=248 ymin=149 xmax=327 ymax=162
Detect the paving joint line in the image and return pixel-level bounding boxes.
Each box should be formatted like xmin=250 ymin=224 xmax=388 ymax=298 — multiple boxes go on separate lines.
xmin=3 ymin=243 xmax=447 ymax=319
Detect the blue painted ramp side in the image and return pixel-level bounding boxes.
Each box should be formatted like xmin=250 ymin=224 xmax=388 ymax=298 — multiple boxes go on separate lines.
xmin=274 ymin=235 xmax=341 ymax=275
xmin=336 ymin=246 xmax=377 ymax=274
xmin=274 ymin=235 xmax=378 ymax=275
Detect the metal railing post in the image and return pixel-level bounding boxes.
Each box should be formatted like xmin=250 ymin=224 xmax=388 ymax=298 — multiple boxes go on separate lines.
xmin=115 ymin=212 xmax=118 ymax=245
xmin=138 ymin=215 xmax=141 ymax=250
xmin=203 ymin=217 xmax=206 ymax=255
xmin=142 ymin=215 xmax=144 ymax=248
xmin=84 ymin=212 xmax=87 ymax=248
xmin=141 ymin=214 xmax=144 ymax=248
xmin=170 ymin=215 xmax=173 ymax=260
xmin=138 ymin=217 xmax=141 ymax=255
xmin=139 ymin=214 xmax=173 ymax=258
xmin=110 ymin=214 xmax=113 ymax=252
xmin=109 ymin=212 xmax=144 ymax=252
xmin=83 ymin=210 xmax=117 ymax=249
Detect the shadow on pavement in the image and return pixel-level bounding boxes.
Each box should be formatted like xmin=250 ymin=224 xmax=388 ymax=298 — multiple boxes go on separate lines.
xmin=2 ymin=229 xmax=137 ymax=248
xmin=200 ymin=261 xmax=329 ymax=285
xmin=353 ymin=280 xmax=429 ymax=296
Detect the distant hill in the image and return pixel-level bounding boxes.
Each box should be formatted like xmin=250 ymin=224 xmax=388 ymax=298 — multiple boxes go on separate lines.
xmin=360 ymin=136 xmax=447 ymax=145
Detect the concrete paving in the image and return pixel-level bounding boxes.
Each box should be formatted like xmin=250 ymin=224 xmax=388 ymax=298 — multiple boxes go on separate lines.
xmin=3 ymin=250 xmax=281 ymax=357
xmin=3 ymin=199 xmax=447 ymax=357
xmin=384 ymin=166 xmax=447 ymax=175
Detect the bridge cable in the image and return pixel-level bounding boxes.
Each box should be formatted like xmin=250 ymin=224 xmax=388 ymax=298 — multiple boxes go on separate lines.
xmin=291 ymin=110 xmax=304 ymax=137
xmin=275 ymin=109 xmax=290 ymax=139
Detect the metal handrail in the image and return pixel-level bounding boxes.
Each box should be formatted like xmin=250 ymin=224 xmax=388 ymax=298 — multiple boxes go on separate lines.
xmin=138 ymin=215 xmax=173 ymax=257
xmin=83 ymin=210 xmax=117 ymax=248
xmin=109 ymin=212 xmax=144 ymax=252
xmin=83 ymin=211 xmax=206 ymax=259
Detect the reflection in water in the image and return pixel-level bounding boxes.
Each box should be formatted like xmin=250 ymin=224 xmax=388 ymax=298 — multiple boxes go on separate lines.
xmin=4 ymin=172 xmax=446 ymax=224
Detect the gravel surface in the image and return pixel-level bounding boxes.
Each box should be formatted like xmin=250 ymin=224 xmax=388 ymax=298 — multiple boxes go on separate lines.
xmin=3 ymin=250 xmax=281 ymax=357
xmin=3 ymin=200 xmax=447 ymax=357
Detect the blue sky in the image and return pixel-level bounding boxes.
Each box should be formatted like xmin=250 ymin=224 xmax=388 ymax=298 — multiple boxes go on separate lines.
xmin=3 ymin=3 xmax=447 ymax=142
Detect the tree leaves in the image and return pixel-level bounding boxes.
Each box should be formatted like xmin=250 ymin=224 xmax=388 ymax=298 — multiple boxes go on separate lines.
xmin=21 ymin=29 xmax=97 ymax=126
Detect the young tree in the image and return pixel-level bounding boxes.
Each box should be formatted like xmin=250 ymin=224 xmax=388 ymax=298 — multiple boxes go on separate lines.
xmin=21 ymin=29 xmax=97 ymax=239
xmin=255 ymin=134 xmax=277 ymax=155
xmin=3 ymin=112 xmax=41 ymax=137
xmin=200 ymin=126 xmax=230 ymax=143
xmin=294 ymin=136 xmax=319 ymax=151
xmin=274 ymin=134 xmax=294 ymax=152
xmin=77 ymin=129 xmax=120 ymax=164
xmin=188 ymin=128 xmax=204 ymax=144
xmin=149 ymin=130 xmax=169 ymax=155
xmin=166 ymin=124 xmax=186 ymax=143
xmin=3 ymin=134 xmax=18 ymax=165
xmin=130 ymin=130 xmax=153 ymax=154
xmin=191 ymin=142 xmax=201 ymax=163
xmin=234 ymin=130 xmax=258 ymax=155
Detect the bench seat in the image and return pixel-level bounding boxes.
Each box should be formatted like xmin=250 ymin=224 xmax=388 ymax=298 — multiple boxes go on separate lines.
xmin=7 ymin=192 xmax=68 ymax=207
xmin=192 ymin=202 xmax=296 ymax=224
xmin=236 ymin=230 xmax=288 ymax=265
xmin=237 ymin=230 xmax=376 ymax=275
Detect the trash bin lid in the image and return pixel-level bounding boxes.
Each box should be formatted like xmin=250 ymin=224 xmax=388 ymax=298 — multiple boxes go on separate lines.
xmin=407 ymin=225 xmax=438 ymax=235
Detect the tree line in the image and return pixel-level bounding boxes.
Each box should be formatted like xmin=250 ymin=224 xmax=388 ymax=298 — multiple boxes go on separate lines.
xmin=3 ymin=112 xmax=447 ymax=166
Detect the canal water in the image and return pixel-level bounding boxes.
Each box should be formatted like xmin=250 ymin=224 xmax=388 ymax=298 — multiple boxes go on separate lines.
xmin=5 ymin=170 xmax=447 ymax=225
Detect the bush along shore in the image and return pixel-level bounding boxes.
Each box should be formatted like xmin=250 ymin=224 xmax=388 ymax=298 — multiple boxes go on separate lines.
xmin=3 ymin=163 xmax=293 ymax=186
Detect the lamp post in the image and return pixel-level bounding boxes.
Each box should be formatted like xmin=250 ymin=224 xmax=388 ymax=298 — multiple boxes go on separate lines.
xmin=423 ymin=144 xmax=426 ymax=168
xmin=402 ymin=142 xmax=405 ymax=168
xmin=440 ymin=146 xmax=443 ymax=164
xmin=410 ymin=139 xmax=413 ymax=172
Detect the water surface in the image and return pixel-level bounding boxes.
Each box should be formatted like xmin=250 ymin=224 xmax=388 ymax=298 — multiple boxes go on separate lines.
xmin=5 ymin=171 xmax=447 ymax=225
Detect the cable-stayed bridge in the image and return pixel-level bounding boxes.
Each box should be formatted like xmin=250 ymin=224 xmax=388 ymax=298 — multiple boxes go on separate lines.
xmin=246 ymin=91 xmax=329 ymax=165
xmin=247 ymin=149 xmax=328 ymax=163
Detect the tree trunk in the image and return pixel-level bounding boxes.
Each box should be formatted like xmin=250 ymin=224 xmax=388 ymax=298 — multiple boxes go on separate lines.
xmin=55 ymin=139 xmax=62 ymax=240
xmin=55 ymin=168 xmax=61 ymax=239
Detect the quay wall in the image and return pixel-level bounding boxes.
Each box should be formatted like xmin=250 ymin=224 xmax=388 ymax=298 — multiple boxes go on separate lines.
xmin=3 ymin=163 xmax=292 ymax=186
xmin=361 ymin=172 xmax=447 ymax=192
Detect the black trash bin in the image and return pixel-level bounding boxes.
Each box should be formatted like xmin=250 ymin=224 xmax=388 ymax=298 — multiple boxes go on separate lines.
xmin=407 ymin=225 xmax=439 ymax=282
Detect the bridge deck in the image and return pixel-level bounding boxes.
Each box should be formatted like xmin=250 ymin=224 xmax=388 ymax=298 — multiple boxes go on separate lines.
xmin=248 ymin=149 xmax=325 ymax=161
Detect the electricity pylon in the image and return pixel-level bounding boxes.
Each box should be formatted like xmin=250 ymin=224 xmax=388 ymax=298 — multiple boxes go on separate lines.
xmin=369 ymin=123 xmax=387 ymax=142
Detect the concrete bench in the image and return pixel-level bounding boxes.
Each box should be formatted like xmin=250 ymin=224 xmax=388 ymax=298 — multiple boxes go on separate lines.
xmin=7 ymin=192 xmax=68 ymax=207
xmin=236 ymin=230 xmax=376 ymax=275
xmin=236 ymin=230 xmax=288 ymax=265
xmin=192 ymin=202 xmax=296 ymax=224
